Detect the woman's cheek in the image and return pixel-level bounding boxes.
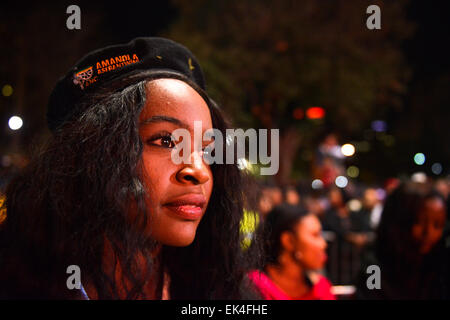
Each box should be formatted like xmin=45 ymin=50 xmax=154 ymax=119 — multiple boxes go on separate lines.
xmin=142 ymin=152 xmax=172 ymax=180
xmin=141 ymin=154 xmax=172 ymax=207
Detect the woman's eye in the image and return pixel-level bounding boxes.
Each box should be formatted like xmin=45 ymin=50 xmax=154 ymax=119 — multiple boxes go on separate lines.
xmin=148 ymin=134 xmax=176 ymax=148
xmin=202 ymin=146 xmax=215 ymax=157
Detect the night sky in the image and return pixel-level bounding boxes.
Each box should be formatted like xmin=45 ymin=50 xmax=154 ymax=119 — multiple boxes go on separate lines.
xmin=0 ymin=0 xmax=449 ymax=182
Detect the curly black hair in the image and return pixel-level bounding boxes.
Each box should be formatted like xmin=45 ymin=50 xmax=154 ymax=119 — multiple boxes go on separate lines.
xmin=0 ymin=72 xmax=262 ymax=299
xmin=262 ymin=204 xmax=309 ymax=267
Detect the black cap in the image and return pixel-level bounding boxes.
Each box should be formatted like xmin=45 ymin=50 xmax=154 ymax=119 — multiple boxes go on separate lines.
xmin=46 ymin=37 xmax=206 ymax=132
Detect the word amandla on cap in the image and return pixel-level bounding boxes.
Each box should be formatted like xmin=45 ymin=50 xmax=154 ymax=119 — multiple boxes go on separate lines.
xmin=47 ymin=37 xmax=206 ymax=132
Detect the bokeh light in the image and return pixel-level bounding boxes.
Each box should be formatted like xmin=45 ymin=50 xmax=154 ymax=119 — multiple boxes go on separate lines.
xmin=371 ymin=120 xmax=387 ymax=132
xmin=413 ymin=153 xmax=426 ymax=165
xmin=411 ymin=172 xmax=427 ymax=183
xmin=347 ymin=166 xmax=360 ymax=178
xmin=306 ymin=107 xmax=325 ymax=119
xmin=348 ymin=199 xmax=362 ymax=212
xmin=335 ymin=176 xmax=348 ymax=188
xmin=376 ymin=188 xmax=387 ymax=201
xmin=431 ymin=163 xmax=443 ymax=175
xmin=341 ymin=144 xmax=355 ymax=157
xmin=8 ymin=116 xmax=23 ymax=130
xmin=2 ymin=84 xmax=13 ymax=97
xmin=311 ymin=179 xmax=324 ymax=190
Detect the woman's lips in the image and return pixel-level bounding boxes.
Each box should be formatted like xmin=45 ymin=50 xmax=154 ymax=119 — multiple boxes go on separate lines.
xmin=163 ymin=194 xmax=206 ymax=220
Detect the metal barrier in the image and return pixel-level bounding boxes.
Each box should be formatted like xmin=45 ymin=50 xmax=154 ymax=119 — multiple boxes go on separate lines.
xmin=322 ymin=231 xmax=375 ymax=290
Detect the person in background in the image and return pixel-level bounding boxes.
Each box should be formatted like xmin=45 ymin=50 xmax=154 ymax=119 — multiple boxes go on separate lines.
xmin=364 ymin=188 xmax=384 ymax=231
xmin=434 ymin=177 xmax=450 ymax=298
xmin=248 ymin=204 xmax=335 ymax=300
xmin=435 ymin=178 xmax=449 ymax=202
xmin=267 ymin=185 xmax=283 ymax=208
xmin=312 ymin=133 xmax=345 ymax=188
xmin=321 ymin=187 xmax=352 ymax=238
xmin=354 ymin=181 xmax=447 ymax=299
xmin=304 ymin=193 xmax=327 ymax=221
xmin=345 ymin=187 xmax=381 ymax=249
xmin=283 ymin=185 xmax=301 ymax=206
xmin=322 ymin=186 xmax=374 ymax=284
xmin=257 ymin=187 xmax=275 ymax=219
xmin=255 ymin=183 xmax=283 ymax=219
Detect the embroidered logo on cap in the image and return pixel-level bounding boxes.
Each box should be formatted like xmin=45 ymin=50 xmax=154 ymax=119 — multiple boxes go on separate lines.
xmin=96 ymin=54 xmax=139 ymax=75
xmin=72 ymin=53 xmax=140 ymax=90
xmin=73 ymin=66 xmax=95 ymax=90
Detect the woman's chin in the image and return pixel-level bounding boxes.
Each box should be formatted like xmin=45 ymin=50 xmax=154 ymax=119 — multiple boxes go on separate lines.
xmin=165 ymin=235 xmax=196 ymax=247
xmin=143 ymin=209 xmax=203 ymax=246
xmin=152 ymin=224 xmax=199 ymax=247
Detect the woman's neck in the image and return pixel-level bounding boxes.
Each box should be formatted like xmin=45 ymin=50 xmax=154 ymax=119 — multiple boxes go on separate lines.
xmin=266 ymin=253 xmax=310 ymax=298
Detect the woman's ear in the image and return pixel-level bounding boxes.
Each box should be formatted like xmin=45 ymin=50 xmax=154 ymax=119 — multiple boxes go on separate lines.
xmin=280 ymin=231 xmax=296 ymax=252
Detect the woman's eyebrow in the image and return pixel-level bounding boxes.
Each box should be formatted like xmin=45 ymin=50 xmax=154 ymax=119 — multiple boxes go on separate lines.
xmin=139 ymin=115 xmax=189 ymax=129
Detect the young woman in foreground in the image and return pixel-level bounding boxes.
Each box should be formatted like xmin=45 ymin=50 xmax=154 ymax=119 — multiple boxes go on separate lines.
xmin=0 ymin=37 xmax=259 ymax=299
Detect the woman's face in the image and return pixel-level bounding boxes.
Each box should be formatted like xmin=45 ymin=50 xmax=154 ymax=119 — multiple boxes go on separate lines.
xmin=329 ymin=188 xmax=343 ymax=207
xmin=411 ymin=197 xmax=447 ymax=254
xmin=285 ymin=189 xmax=300 ymax=206
xmin=138 ymin=78 xmax=214 ymax=246
xmin=290 ymin=214 xmax=328 ymax=270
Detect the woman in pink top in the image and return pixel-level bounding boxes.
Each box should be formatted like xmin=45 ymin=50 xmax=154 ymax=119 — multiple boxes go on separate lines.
xmin=249 ymin=204 xmax=336 ymax=300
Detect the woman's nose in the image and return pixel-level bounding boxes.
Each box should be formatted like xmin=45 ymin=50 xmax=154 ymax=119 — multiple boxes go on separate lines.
xmin=176 ymin=151 xmax=210 ymax=185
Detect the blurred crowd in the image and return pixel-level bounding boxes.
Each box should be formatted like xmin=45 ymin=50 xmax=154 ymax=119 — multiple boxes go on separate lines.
xmin=1 ymin=146 xmax=449 ymax=300
xmin=247 ymin=173 xmax=449 ymax=299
